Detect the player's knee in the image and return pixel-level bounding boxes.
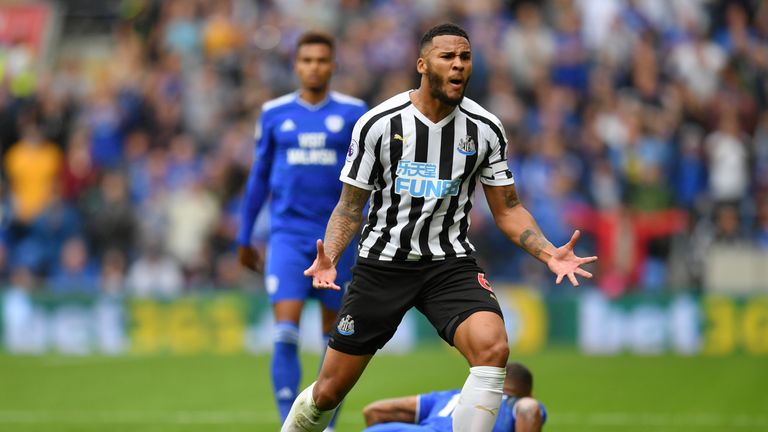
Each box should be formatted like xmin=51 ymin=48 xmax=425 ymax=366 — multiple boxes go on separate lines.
xmin=469 ymin=338 xmax=509 ymax=366
xmin=312 ymin=380 xmax=344 ymax=411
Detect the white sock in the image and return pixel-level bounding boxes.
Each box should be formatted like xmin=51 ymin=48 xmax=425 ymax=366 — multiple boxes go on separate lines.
xmin=281 ymin=382 xmax=337 ymax=432
xmin=452 ymin=366 xmax=506 ymax=432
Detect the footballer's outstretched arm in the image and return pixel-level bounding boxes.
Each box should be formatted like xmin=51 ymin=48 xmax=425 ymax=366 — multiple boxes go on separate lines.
xmin=304 ymin=183 xmax=369 ymax=289
xmin=483 ymin=183 xmax=597 ymax=286
xmin=362 ymin=396 xmax=418 ymax=426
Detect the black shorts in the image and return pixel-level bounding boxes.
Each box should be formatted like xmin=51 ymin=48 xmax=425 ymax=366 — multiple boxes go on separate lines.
xmin=328 ymin=256 xmax=503 ymax=356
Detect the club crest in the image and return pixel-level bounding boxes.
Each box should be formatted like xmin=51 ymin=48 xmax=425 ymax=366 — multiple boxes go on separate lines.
xmin=457 ymin=136 xmax=476 ymax=155
xmin=337 ymin=314 xmax=355 ymax=336
xmin=325 ymin=115 xmax=344 ymax=133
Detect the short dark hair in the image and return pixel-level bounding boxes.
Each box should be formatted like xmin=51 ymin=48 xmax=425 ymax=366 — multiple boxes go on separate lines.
xmin=419 ymin=23 xmax=470 ymax=53
xmin=506 ymin=362 xmax=533 ymax=397
xmin=296 ymin=31 xmax=335 ymax=53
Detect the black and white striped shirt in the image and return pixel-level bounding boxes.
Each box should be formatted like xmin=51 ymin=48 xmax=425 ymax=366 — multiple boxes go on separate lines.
xmin=341 ymin=91 xmax=515 ymax=261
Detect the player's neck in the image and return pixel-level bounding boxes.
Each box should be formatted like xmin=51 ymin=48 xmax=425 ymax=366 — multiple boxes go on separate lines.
xmin=298 ymin=88 xmax=329 ymax=106
xmin=409 ymin=87 xmax=457 ymax=124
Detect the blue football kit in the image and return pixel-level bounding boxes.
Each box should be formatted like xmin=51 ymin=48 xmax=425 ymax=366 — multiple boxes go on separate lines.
xmin=238 ymin=91 xmax=367 ymax=310
xmin=364 ymin=390 xmax=547 ymax=432
xmin=238 ymin=91 xmax=366 ymax=422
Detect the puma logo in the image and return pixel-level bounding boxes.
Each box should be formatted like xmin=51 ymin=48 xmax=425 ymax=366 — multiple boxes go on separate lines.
xmin=394 ymin=133 xmax=406 ymax=143
xmin=475 ymin=404 xmax=499 ymax=416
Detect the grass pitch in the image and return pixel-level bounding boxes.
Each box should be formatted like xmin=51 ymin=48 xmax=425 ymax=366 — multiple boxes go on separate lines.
xmin=0 ymin=348 xmax=766 ymax=431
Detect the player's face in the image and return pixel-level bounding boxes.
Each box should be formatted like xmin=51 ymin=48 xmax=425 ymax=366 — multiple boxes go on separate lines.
xmin=294 ymin=43 xmax=334 ymax=92
xmin=420 ymin=35 xmax=472 ymax=106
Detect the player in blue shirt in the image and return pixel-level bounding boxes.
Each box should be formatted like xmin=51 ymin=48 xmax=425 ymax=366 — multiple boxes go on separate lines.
xmin=362 ymin=363 xmax=547 ymax=432
xmin=237 ymin=31 xmax=367 ymax=429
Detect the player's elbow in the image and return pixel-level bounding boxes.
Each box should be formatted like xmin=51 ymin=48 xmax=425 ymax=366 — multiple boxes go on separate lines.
xmin=515 ymin=397 xmax=544 ymax=431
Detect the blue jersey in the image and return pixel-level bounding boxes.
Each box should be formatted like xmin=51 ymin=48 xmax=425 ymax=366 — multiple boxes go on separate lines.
xmin=238 ymin=91 xmax=368 ymax=244
xmin=415 ymin=390 xmax=547 ymax=432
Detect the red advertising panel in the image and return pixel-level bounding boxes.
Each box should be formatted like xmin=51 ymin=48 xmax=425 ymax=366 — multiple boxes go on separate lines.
xmin=0 ymin=3 xmax=51 ymax=53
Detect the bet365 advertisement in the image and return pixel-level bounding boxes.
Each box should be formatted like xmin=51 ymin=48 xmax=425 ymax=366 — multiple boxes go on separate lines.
xmin=1 ymin=288 xmax=766 ymax=356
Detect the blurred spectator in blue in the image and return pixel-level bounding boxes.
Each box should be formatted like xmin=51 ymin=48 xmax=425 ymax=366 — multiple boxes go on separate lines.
xmin=83 ymin=83 xmax=124 ymax=169
xmin=672 ymin=124 xmax=708 ymax=211
xmin=47 ymin=236 xmax=99 ymax=295
xmin=166 ymin=133 xmax=203 ymax=190
xmin=9 ymin=189 xmax=81 ymax=275
xmin=551 ymin=5 xmax=589 ymax=93
xmin=756 ymin=199 xmax=768 ymax=251
xmin=162 ymin=0 xmax=202 ymax=68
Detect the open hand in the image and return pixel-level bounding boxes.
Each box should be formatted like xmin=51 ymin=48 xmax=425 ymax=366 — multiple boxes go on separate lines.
xmin=304 ymin=239 xmax=340 ymax=290
xmin=547 ymin=230 xmax=597 ymax=287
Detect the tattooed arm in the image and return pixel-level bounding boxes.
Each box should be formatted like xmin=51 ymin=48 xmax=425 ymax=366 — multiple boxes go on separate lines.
xmin=483 ymin=184 xmax=596 ymax=286
xmin=304 ymin=183 xmax=370 ymax=289
xmin=483 ymin=184 xmax=554 ymax=261
xmin=325 ymin=184 xmax=370 ymax=264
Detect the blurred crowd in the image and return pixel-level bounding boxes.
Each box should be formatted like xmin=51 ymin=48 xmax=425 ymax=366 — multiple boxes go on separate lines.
xmin=1 ymin=0 xmax=767 ymax=298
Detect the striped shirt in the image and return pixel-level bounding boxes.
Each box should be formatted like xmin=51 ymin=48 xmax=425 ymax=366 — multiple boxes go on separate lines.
xmin=341 ymin=91 xmax=515 ymax=261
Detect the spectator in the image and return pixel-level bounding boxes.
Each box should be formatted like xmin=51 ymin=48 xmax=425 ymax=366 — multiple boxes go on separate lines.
xmin=3 ymin=122 xmax=62 ymax=223
xmin=46 ymin=236 xmax=99 ymax=295
xmin=125 ymin=240 xmax=184 ymax=298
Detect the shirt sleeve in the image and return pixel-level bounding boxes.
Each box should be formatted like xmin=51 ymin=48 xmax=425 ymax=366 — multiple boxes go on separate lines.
xmin=416 ymin=392 xmax=438 ymax=423
xmin=340 ymin=114 xmax=378 ymax=191
xmin=478 ymin=126 xmax=515 ymax=187
xmin=237 ymin=112 xmax=275 ymax=245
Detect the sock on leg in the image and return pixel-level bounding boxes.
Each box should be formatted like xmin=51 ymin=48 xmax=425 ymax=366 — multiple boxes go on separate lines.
xmin=320 ymin=333 xmax=338 ymax=432
xmin=452 ymin=366 xmax=506 ymax=432
xmin=272 ymin=321 xmax=301 ymax=421
xmin=281 ymin=382 xmax=338 ymax=432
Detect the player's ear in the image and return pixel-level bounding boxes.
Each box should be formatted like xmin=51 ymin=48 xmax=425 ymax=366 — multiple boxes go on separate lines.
xmin=416 ymin=57 xmax=427 ymax=75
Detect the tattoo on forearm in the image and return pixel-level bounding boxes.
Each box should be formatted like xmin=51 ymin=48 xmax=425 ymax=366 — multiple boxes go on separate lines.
xmin=520 ymin=228 xmax=551 ymax=258
xmin=503 ymin=187 xmax=521 ymax=208
xmin=325 ymin=186 xmax=369 ymax=263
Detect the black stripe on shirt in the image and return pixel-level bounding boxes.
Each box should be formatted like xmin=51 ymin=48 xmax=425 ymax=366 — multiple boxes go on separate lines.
xmin=420 ymin=117 xmax=455 ymax=260
xmin=348 ymin=101 xmax=412 ymax=180
xmin=359 ymin=135 xmax=384 ymax=246
xmin=366 ymin=114 xmax=404 ymax=259
xmin=456 ymin=118 xmax=480 ymax=254
xmin=394 ymin=117 xmax=429 ymax=260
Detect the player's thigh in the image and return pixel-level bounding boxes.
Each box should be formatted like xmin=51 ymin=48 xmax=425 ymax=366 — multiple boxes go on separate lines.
xmin=328 ymin=259 xmax=419 ymax=356
xmin=265 ymin=233 xmax=315 ymax=303
xmin=416 ymin=257 xmax=504 ymax=346
xmin=364 ymin=423 xmax=434 ymax=432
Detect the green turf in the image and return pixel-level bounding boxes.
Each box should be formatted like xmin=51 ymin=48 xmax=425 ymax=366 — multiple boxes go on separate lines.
xmin=0 ymin=349 xmax=766 ymax=431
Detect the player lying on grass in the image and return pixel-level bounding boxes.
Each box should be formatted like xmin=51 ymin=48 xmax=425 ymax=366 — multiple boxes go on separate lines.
xmin=362 ymin=362 xmax=546 ymax=432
